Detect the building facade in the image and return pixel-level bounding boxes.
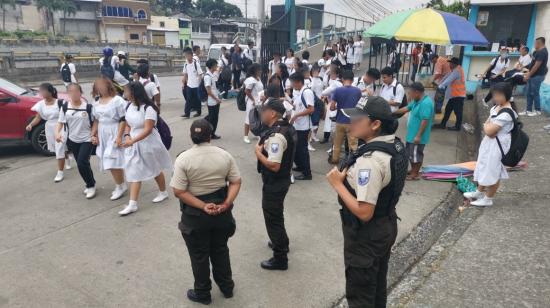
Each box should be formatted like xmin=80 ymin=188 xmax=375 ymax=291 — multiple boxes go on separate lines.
xmin=99 ymin=0 xmax=150 ymax=43
xmin=148 ymin=16 xmax=179 ymax=47
xmin=53 ymin=0 xmax=102 ymax=40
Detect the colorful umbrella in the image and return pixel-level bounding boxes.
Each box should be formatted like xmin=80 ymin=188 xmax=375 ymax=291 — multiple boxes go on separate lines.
xmin=364 ymin=8 xmax=489 ymax=46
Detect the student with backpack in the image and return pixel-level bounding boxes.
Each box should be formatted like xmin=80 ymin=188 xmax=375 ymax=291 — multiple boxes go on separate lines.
xmin=137 ymin=64 xmax=161 ymax=108
xmin=289 ymin=72 xmax=314 ymax=180
xmin=204 ymin=59 xmax=222 ymax=140
xmin=218 ymin=48 xmax=231 ymax=99
xmin=243 ymin=63 xmax=264 ymax=144
xmin=90 ymin=78 xmax=127 ymax=201
xmin=60 ymin=54 xmax=77 ymax=88
xmin=182 ymin=47 xmax=203 ymax=118
xmin=118 ymin=82 xmax=172 ymax=216
xmin=26 ymin=83 xmax=73 ymax=182
xmin=464 ymin=83 xmax=523 ymax=207
xmin=56 ymin=84 xmax=97 ymax=199
xmin=380 ymin=66 xmax=406 ymax=112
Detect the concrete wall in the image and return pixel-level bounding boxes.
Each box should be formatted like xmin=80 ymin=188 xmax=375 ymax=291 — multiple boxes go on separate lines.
xmin=2 ymin=4 xmax=43 ymax=32
xmin=535 ymin=2 xmax=550 ymax=84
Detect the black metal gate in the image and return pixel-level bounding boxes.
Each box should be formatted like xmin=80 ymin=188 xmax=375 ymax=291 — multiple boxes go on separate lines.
xmin=260 ymin=14 xmax=291 ymax=85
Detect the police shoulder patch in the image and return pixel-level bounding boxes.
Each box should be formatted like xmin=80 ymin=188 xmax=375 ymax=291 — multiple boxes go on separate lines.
xmin=358 ymin=169 xmax=371 ymax=186
xmin=270 ymin=143 xmax=279 ymax=153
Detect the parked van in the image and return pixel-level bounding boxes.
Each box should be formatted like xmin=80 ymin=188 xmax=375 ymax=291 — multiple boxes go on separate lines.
xmin=207 ymin=43 xmax=259 ymax=62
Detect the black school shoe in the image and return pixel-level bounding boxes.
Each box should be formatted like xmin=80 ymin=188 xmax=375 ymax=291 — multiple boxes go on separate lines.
xmin=261 ymin=257 xmax=288 ymax=271
xmin=294 ymin=174 xmax=312 ymax=180
xmin=187 ymin=289 xmax=211 ymax=305
xmin=211 ymin=134 xmax=221 ymax=140
xmin=447 ymin=126 xmax=461 ymax=131
xmin=221 ymin=289 xmax=233 ymax=299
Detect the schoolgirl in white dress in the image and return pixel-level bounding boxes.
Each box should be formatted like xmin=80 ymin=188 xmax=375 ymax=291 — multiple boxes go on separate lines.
xmin=243 ymin=63 xmax=264 ymax=144
xmin=465 ymin=83 xmax=517 ymax=207
xmin=321 ymin=69 xmax=343 ymax=143
xmin=118 ymin=81 xmax=172 ymax=216
xmin=26 ymin=83 xmax=72 ymax=182
xmin=90 ymin=78 xmax=127 ymax=201
xmin=353 ymin=35 xmax=365 ymax=69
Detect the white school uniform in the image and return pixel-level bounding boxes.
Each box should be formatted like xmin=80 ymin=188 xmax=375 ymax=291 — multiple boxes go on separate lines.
xmin=203 ymin=71 xmax=219 ymax=106
xmin=93 ymin=96 xmax=127 ymax=171
xmin=354 ymin=41 xmax=364 ymax=64
xmin=99 ymin=56 xmax=129 ymax=86
xmin=60 ymin=62 xmax=77 ymax=86
xmin=58 ymin=102 xmax=94 ymax=143
xmin=321 ymin=79 xmax=343 ymax=133
xmin=346 ymin=45 xmax=355 ymax=64
xmin=139 ymin=77 xmax=160 ymax=100
xmin=244 ymin=77 xmax=263 ymax=125
xmin=124 ymin=104 xmax=172 ymax=182
xmin=292 ymin=87 xmax=314 ymax=131
xmin=473 ymin=106 xmax=516 ymax=186
xmin=31 ymin=100 xmax=66 ymax=159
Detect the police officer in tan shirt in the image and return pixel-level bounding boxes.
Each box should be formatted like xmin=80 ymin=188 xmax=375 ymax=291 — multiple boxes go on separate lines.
xmin=326 ymin=96 xmax=407 ymax=308
xmin=171 ymin=119 xmax=242 ymax=305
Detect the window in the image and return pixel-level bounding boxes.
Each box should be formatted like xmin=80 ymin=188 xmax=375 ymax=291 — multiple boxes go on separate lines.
xmin=474 ymin=5 xmax=533 ymax=51
xmin=122 ymin=7 xmax=129 ymax=17
xmin=130 ymin=33 xmax=140 ymax=40
xmin=102 ymin=6 xmax=133 ymax=18
xmin=129 ymin=8 xmax=133 ymax=17
xmin=160 ymin=21 xmax=165 ymax=28
xmin=106 ymin=6 xmax=113 ymax=16
xmin=137 ymin=9 xmax=146 ymax=19
xmin=179 ymin=20 xmax=189 ymax=28
xmin=192 ymin=21 xmax=209 ymax=33
xmin=117 ymin=7 xmax=124 ymax=17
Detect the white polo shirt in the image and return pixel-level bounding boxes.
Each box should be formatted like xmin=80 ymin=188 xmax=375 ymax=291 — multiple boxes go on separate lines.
xmin=380 ymin=79 xmax=405 ymax=112
xmin=203 ymin=71 xmax=219 ymax=106
xmin=292 ymin=86 xmax=314 ymax=131
xmin=490 ymin=57 xmax=509 ymax=75
xmin=139 ymin=77 xmax=160 ymax=100
xmin=183 ymin=60 xmax=203 ymax=88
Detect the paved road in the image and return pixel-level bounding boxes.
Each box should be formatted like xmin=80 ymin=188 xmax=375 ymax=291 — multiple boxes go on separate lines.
xmin=0 ymin=76 xmax=458 ymax=308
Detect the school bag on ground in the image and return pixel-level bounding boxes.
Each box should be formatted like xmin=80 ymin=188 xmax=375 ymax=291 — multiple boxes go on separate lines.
xmin=236 ymin=86 xmax=247 ymax=111
xmin=496 ymin=108 xmax=529 ymax=167
xmin=248 ymin=105 xmax=263 ymax=136
xmin=61 ymin=63 xmax=72 ymax=83
xmin=300 ymin=88 xmax=325 ymax=124
xmin=100 ymin=56 xmax=115 ymax=80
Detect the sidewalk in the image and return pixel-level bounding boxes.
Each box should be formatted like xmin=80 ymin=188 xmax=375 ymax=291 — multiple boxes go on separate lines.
xmin=388 ymin=96 xmax=550 ymax=307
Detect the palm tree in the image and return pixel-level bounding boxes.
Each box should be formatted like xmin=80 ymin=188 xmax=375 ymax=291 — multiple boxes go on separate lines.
xmin=60 ymin=0 xmax=77 ymax=35
xmin=0 ymin=0 xmax=16 ymax=32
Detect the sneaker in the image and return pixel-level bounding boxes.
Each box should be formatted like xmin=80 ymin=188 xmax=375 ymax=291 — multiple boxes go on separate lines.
xmin=83 ymin=188 xmax=89 ymax=195
xmin=311 ymin=136 xmax=320 ymax=142
xmin=65 ymin=157 xmax=73 ymax=170
xmin=518 ymin=110 xmax=529 ymax=116
xmin=470 ymin=197 xmax=493 ymax=207
xmin=536 ymin=111 xmax=542 ymax=116
xmin=527 ymin=111 xmax=537 ymax=117
xmin=181 ymin=114 xmax=190 ymax=119
xmin=243 ymin=136 xmax=251 ymax=144
xmin=54 ymin=171 xmax=64 ymax=183
xmin=543 ymin=124 xmax=550 ymax=130
xmin=118 ymin=203 xmax=138 ymax=216
xmin=110 ymin=184 xmax=127 ymax=201
xmin=463 ymin=190 xmax=484 ymax=200
xmin=211 ymin=134 xmax=221 ymax=140
xmin=152 ymin=191 xmax=169 ymax=203
xmin=85 ymin=187 xmax=96 ymax=199
xmin=290 ymin=174 xmax=295 ymax=184
xmin=308 ymin=143 xmax=316 ymax=151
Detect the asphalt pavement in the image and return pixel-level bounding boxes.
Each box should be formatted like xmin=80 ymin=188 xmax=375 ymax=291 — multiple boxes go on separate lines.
xmin=0 ymin=76 xmax=459 ymax=308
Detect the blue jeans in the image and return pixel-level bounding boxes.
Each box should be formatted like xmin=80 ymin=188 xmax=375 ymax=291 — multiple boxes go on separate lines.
xmin=526 ymin=75 xmax=544 ymax=112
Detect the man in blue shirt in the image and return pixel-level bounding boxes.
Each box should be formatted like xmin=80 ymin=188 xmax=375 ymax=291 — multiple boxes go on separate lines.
xmin=329 ymin=70 xmax=362 ymax=164
xmin=394 ymin=82 xmax=434 ymax=180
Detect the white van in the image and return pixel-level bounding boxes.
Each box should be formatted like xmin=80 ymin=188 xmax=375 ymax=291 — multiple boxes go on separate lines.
xmin=207 ymin=43 xmax=259 ymax=62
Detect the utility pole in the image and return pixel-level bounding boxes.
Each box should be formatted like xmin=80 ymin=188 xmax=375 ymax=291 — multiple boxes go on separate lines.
xmin=285 ymin=0 xmax=296 ymax=50
xmin=257 ymin=0 xmax=265 ymax=49
xmin=245 ymin=0 xmax=248 ymax=42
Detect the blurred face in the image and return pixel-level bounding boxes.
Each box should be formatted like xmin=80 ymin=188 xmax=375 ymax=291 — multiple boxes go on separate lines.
xmin=123 ymin=86 xmax=134 ymax=102
xmin=194 ymin=48 xmax=201 ymax=56
xmin=39 ymin=87 xmax=52 ymax=99
xmin=363 ymin=75 xmax=374 ymax=84
xmin=408 ymin=89 xmax=422 ymax=101
xmin=185 ymin=52 xmax=193 ymax=61
xmin=286 ymin=50 xmax=292 ymax=58
xmin=210 ymin=64 xmax=218 ymax=72
xmin=291 ymin=80 xmax=302 ymax=90
xmin=492 ymin=91 xmax=507 ymax=106
xmin=350 ymin=116 xmax=380 ymax=141
xmin=381 ymin=74 xmax=393 ymax=85
xmin=450 ymin=63 xmax=457 ymax=69
xmin=520 ymin=47 xmax=528 ymax=56
xmin=67 ymin=85 xmax=82 ymax=102
xmin=431 ymin=57 xmax=438 ymax=64
xmin=95 ymin=80 xmax=109 ymax=96
xmin=274 ymin=54 xmax=281 ymax=61
xmin=260 ymin=109 xmax=275 ymax=124
xmin=535 ymin=39 xmax=543 ymax=50
xmin=500 ymin=50 xmax=508 ymax=58
xmin=311 ymin=69 xmax=319 ymax=78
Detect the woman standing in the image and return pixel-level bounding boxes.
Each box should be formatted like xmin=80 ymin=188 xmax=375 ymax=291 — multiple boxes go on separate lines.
xmin=320 ymin=67 xmax=343 ymax=144
xmin=56 ymin=83 xmax=97 ymax=199
xmin=231 ymin=44 xmax=243 ymax=89
xmin=26 ymin=83 xmax=72 ymax=182
xmin=118 ymin=82 xmax=172 ymax=216
xmin=464 ymin=82 xmax=518 ymax=207
xmin=91 ymin=78 xmax=127 ymax=201
xmin=353 ymin=35 xmax=364 ymax=70
xmin=243 ymin=63 xmax=264 ymax=144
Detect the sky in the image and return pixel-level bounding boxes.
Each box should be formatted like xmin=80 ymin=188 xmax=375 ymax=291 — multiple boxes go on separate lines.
xmin=228 ymin=0 xmax=430 ymax=19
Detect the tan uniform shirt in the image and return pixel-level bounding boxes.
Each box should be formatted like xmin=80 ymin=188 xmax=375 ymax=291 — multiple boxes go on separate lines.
xmin=346 ymin=135 xmax=394 ymax=205
xmin=171 ymin=143 xmax=241 ymax=196
xmin=264 ymin=133 xmax=287 ymax=163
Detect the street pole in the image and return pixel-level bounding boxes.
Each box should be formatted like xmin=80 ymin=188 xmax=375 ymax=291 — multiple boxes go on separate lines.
xmin=245 ymin=0 xmax=248 ymax=42
xmin=285 ymin=0 xmax=296 ymax=50
xmin=257 ymin=0 xmax=264 ymax=52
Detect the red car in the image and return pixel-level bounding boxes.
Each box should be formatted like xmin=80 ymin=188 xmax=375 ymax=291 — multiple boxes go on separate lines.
xmin=0 ymin=78 xmax=72 ymax=155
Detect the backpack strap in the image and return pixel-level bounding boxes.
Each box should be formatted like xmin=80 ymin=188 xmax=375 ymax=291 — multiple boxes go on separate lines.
xmin=57 ymin=99 xmax=64 ymax=110
xmin=495 ymin=107 xmax=517 ymax=157
xmin=86 ymin=104 xmax=93 ymax=127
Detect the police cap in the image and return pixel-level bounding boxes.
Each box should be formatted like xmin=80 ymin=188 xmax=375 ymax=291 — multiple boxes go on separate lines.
xmin=190 ymin=119 xmax=213 ymax=144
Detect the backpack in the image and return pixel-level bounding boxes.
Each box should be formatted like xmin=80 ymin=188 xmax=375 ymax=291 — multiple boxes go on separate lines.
xmin=300 ymin=88 xmax=325 ymax=125
xmin=390 ymin=52 xmax=402 ymax=73
xmin=219 ymin=59 xmax=232 ymax=83
xmin=393 ymin=82 xmax=408 ymax=108
xmin=61 ymin=101 xmax=93 ymax=128
xmin=100 ymin=56 xmax=115 ymax=80
xmin=61 ymin=63 xmax=72 ymax=83
xmin=496 ymin=108 xmax=529 ymax=167
xmin=248 ymin=105 xmax=263 ymax=136
xmin=125 ymin=103 xmax=173 ymax=150
xmin=198 ymin=79 xmax=208 ymax=102
xmin=236 ymin=86 xmax=247 ymax=111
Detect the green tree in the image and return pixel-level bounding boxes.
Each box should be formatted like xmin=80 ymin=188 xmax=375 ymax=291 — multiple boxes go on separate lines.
xmin=427 ymin=0 xmax=470 ymax=18
xmin=0 ymin=0 xmax=16 ymax=32
xmin=195 ymin=0 xmax=242 ymax=18
xmin=61 ymin=0 xmax=77 ymax=35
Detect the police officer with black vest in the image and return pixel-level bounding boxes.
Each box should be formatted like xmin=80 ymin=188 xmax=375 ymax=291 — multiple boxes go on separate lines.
xmin=326 ymin=96 xmax=407 ymax=308
xmin=254 ymin=98 xmax=297 ymax=270
xmin=171 ymin=119 xmax=242 ymax=305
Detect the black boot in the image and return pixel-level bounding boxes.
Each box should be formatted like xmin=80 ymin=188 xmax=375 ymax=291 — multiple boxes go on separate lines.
xmin=186 ymin=289 xmax=211 ymax=305
xmin=261 ymin=257 xmax=288 ymax=270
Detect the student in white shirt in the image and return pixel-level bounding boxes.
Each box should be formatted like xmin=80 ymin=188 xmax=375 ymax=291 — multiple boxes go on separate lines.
xmin=353 ymin=35 xmax=365 ymax=70
xmin=283 ymin=48 xmax=295 ymax=73
xmin=321 ymin=68 xmax=343 ymax=144
xmin=481 ymin=48 xmax=510 ymax=104
xmin=289 ymin=72 xmax=314 ymax=180
xmin=346 ymin=39 xmax=355 ymax=70
xmin=301 ymin=50 xmax=312 ymax=70
xmin=136 ymin=64 xmax=160 ymax=108
xmin=182 ymin=47 xmax=203 ymax=118
xmin=309 ymin=64 xmax=324 ymax=143
xmin=379 ymin=66 xmax=405 ymax=112
xmin=56 ymin=84 xmax=97 ymax=199
xmin=192 ymin=45 xmax=201 ymax=62
xmin=60 ymin=54 xmax=77 ymax=87
xmin=355 ymin=68 xmax=381 ymax=97
xmin=318 ymin=50 xmax=333 ymax=78
xmin=204 ymin=59 xmax=222 ymax=139
xmin=517 ymin=46 xmax=532 ymax=70
xmin=268 ymin=51 xmax=282 ymax=77
xmin=243 ymin=63 xmax=264 ymax=144
xmin=243 ymin=41 xmax=255 ymax=62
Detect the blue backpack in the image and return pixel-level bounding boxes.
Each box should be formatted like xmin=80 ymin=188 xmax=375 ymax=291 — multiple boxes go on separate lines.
xmin=300 ymin=87 xmax=325 ymax=125
xmin=100 ymin=56 xmax=115 ymax=80
xmin=126 ymin=103 xmax=173 ymax=150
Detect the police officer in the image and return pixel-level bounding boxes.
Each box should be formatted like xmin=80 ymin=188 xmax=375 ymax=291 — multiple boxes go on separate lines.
xmin=171 ymin=119 xmax=242 ymax=305
xmin=254 ymin=98 xmax=296 ymax=270
xmin=326 ymin=96 xmax=407 ymax=308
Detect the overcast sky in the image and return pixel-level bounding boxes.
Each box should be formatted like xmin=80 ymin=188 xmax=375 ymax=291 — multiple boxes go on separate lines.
xmin=228 ymin=0 xmax=430 ymax=19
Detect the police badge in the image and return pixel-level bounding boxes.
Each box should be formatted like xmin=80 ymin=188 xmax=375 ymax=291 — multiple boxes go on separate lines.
xmin=271 ymin=143 xmax=279 ymax=153
xmin=358 ymin=169 xmax=371 ymax=186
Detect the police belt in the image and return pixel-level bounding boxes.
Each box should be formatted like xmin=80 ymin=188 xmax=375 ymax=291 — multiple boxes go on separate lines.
xmin=179 ymin=186 xmax=228 ymax=214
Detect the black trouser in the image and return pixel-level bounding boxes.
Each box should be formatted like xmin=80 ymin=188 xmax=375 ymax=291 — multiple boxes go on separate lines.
xmin=262 ymin=178 xmax=291 ymax=261
xmin=180 ymin=211 xmax=236 ymax=298
xmin=184 ymin=86 xmax=201 ymax=116
xmin=294 ymin=130 xmax=311 ymax=176
xmin=345 ymin=251 xmax=391 ymax=308
xmin=440 ymin=97 xmax=464 ymax=129
xmin=232 ymin=69 xmax=242 ymax=89
xmin=66 ymin=139 xmax=95 ymax=188
xmin=206 ymin=104 xmax=220 ymax=135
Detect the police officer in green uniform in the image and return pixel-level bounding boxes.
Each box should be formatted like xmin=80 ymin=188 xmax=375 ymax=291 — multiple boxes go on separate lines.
xmin=171 ymin=119 xmax=242 ymax=305
xmin=254 ymin=98 xmax=297 ymax=270
xmin=326 ymin=96 xmax=407 ymax=308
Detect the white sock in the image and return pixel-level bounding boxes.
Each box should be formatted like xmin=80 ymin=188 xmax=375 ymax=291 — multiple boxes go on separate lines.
xmin=57 ymin=170 xmax=64 ymax=175
xmin=129 ymin=200 xmax=137 ymax=207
